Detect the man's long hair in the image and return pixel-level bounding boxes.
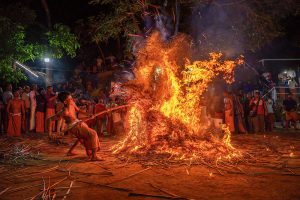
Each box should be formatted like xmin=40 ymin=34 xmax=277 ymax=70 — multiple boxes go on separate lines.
xmin=58 ymin=91 xmax=70 ymax=103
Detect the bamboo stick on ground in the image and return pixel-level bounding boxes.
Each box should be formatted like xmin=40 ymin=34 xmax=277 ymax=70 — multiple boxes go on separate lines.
xmin=91 ymin=163 xmax=111 ymax=172
xmin=62 ymin=181 xmax=74 ymax=200
xmin=76 ymin=180 xmax=132 ymax=192
xmin=29 ymin=176 xmax=69 ymax=200
xmin=128 ymin=192 xmax=190 ymax=199
xmin=0 ymin=187 xmax=11 ymax=196
xmin=148 ymin=182 xmax=180 ymax=197
xmin=13 ymin=165 xmax=59 ymax=178
xmin=108 ymin=167 xmax=151 ymax=185
xmin=56 ymin=168 xmax=113 ymax=176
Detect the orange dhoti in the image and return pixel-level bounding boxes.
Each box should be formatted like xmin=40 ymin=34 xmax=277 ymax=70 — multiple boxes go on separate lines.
xmin=70 ymin=122 xmax=100 ymax=151
xmin=7 ymin=113 xmax=22 ymax=137
xmin=36 ymin=111 xmax=45 ymax=133
xmin=225 ymin=110 xmax=235 ymax=132
xmin=46 ymin=108 xmax=55 ymax=132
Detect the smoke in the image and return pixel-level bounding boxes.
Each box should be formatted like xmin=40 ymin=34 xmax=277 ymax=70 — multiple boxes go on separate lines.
xmin=155 ymin=9 xmax=174 ymax=40
xmin=190 ymin=1 xmax=245 ymax=58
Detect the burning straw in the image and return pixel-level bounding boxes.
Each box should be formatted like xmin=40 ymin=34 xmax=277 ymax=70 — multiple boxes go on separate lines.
xmin=112 ymin=31 xmax=244 ymax=165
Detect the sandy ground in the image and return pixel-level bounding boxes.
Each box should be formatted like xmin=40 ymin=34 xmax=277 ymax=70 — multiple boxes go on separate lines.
xmin=0 ymin=131 xmax=299 ymax=200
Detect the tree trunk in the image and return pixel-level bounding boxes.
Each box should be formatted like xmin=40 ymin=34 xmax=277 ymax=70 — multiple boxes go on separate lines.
xmin=97 ymin=44 xmax=106 ymax=65
xmin=41 ymin=0 xmax=52 ymax=86
xmin=41 ymin=0 xmax=52 ymax=29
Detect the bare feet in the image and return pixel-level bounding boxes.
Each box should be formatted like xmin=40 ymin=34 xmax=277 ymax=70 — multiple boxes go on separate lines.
xmin=90 ymin=156 xmax=104 ymax=161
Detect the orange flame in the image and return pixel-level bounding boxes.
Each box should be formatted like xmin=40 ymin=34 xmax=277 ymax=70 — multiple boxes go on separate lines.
xmin=112 ymin=32 xmax=243 ymax=163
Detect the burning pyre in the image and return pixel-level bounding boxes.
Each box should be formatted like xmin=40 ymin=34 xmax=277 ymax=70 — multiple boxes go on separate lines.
xmin=113 ymin=32 xmax=244 ymax=164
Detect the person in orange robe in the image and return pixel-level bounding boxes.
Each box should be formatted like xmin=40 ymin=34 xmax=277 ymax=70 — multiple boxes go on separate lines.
xmin=36 ymin=88 xmax=46 ymax=133
xmin=7 ymin=91 xmax=25 ymax=137
xmin=224 ymin=91 xmax=235 ymax=133
xmin=45 ymin=86 xmax=57 ymax=133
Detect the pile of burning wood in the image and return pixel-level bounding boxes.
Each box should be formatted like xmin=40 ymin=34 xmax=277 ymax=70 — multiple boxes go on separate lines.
xmin=112 ymin=32 xmax=244 ymax=165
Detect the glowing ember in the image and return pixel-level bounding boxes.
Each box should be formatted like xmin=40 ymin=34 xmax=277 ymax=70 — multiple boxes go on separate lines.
xmin=112 ymin=31 xmax=244 ymax=164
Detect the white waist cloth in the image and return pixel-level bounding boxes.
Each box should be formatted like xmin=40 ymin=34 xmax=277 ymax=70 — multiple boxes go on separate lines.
xmin=10 ymin=113 xmax=21 ymax=116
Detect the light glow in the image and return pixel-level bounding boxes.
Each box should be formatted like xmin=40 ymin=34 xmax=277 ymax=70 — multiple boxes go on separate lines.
xmin=15 ymin=61 xmax=39 ymax=78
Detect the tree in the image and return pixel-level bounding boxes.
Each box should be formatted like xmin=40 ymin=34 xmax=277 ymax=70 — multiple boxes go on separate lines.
xmin=0 ymin=3 xmax=80 ymax=84
xmin=80 ymin=0 xmax=299 ymax=59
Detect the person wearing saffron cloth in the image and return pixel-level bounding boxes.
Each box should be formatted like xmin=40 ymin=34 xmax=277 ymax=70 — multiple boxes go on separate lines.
xmin=29 ymin=84 xmax=37 ymax=132
xmin=224 ymin=91 xmax=235 ymax=132
xmin=233 ymin=94 xmax=247 ymax=133
xmin=250 ymin=91 xmax=267 ymax=133
xmin=94 ymin=98 xmax=106 ymax=135
xmin=49 ymin=92 xmax=102 ymax=161
xmin=45 ymin=86 xmax=57 ymax=133
xmin=7 ymin=91 xmax=25 ymax=137
xmin=36 ymin=88 xmax=46 ymax=133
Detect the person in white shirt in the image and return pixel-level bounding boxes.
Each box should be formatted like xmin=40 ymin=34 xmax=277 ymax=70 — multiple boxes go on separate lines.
xmin=265 ymin=96 xmax=275 ymax=132
xmin=29 ymin=84 xmax=37 ymax=132
xmin=21 ymin=86 xmax=31 ymax=133
xmin=288 ymin=78 xmax=298 ymax=98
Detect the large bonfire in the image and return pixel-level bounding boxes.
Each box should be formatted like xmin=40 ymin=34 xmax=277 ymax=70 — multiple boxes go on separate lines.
xmin=112 ymin=32 xmax=244 ymax=165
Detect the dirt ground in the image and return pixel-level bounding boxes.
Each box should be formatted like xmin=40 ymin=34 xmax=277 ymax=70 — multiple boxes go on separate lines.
xmin=0 ymin=130 xmax=299 ymax=200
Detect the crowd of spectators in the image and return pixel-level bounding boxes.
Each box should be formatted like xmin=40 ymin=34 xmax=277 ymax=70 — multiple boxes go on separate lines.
xmin=0 ymin=55 xmax=129 ymax=137
xmin=0 ymin=60 xmax=300 ymax=137
xmin=208 ymin=70 xmax=300 ymax=134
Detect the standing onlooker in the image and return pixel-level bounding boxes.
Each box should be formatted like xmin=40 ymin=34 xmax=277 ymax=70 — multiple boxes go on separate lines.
xmin=233 ymin=94 xmax=247 ymax=133
xmin=2 ymin=84 xmax=13 ymax=132
xmin=21 ymin=86 xmax=31 ymax=133
xmin=29 ymin=84 xmax=37 ymax=132
xmin=45 ymin=86 xmax=57 ymax=133
xmin=56 ymin=99 xmax=65 ymax=135
xmin=266 ymin=95 xmax=275 ymax=132
xmin=242 ymin=93 xmax=252 ymax=132
xmin=210 ymin=94 xmax=224 ymax=128
xmin=283 ymin=94 xmax=298 ymax=129
xmin=94 ymin=98 xmax=106 ymax=135
xmin=7 ymin=91 xmax=25 ymax=137
xmin=36 ymin=88 xmax=46 ymax=133
xmin=288 ymin=78 xmax=298 ymax=99
xmin=249 ymin=91 xmax=267 ymax=133
xmin=223 ymin=91 xmax=235 ymax=132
